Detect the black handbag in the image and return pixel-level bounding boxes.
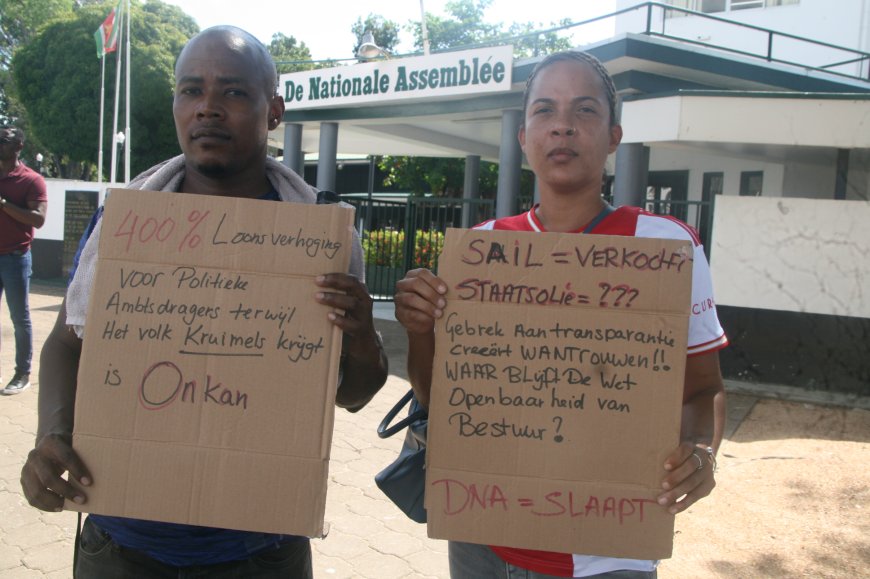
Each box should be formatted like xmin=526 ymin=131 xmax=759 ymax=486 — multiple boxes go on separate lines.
xmin=375 ymin=389 xmax=428 ymax=523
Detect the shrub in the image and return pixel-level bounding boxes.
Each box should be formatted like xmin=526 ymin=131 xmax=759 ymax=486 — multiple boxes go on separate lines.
xmin=362 ymin=229 xmax=404 ymax=267
xmin=413 ymin=230 xmax=444 ymax=270
xmin=362 ymin=229 xmax=445 ymax=271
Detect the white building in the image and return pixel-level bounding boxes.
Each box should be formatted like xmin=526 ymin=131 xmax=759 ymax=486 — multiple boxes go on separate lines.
xmin=36 ymin=1 xmax=869 ymax=397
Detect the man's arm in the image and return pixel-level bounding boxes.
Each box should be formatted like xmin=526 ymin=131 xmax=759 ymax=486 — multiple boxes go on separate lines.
xmin=314 ymin=273 xmax=388 ymax=412
xmin=657 ymin=350 xmax=726 ymax=514
xmin=21 ymin=300 xmax=92 ymax=511
xmin=0 ymin=198 xmax=47 ymax=228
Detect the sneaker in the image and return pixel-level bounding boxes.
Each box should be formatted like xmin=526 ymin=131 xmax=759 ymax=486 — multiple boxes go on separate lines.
xmin=3 ymin=373 xmax=30 ymax=395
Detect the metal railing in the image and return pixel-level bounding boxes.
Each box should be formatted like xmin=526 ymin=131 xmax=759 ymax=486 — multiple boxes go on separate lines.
xmin=341 ymin=195 xmax=494 ymax=300
xmin=439 ymin=1 xmax=870 ymax=82
xmin=347 ymin=194 xmax=717 ymax=300
xmin=640 ymin=1 xmax=870 ymax=81
xmin=644 ymin=197 xmax=716 ymax=258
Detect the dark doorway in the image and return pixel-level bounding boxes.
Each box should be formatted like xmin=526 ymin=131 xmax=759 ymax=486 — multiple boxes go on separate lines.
xmin=646 ymin=170 xmax=689 ymax=221
xmin=740 ymin=171 xmax=763 ymax=196
xmin=699 ymin=172 xmax=723 ymax=250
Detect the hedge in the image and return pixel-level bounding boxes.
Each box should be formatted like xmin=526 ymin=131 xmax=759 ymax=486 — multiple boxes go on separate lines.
xmin=362 ymin=229 xmax=445 ymax=270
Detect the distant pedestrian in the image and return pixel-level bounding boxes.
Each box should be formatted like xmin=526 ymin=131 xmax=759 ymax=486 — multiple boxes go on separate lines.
xmin=0 ymin=125 xmax=47 ymax=395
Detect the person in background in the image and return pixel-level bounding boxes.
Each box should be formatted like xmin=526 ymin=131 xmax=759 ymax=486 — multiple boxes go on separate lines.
xmin=20 ymin=26 xmax=387 ymax=578
xmin=394 ymin=50 xmax=727 ymax=578
xmin=0 ymin=125 xmax=47 ymax=396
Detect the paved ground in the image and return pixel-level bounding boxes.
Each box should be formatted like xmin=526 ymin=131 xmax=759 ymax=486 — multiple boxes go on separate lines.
xmin=1 ymin=283 xmax=867 ymax=578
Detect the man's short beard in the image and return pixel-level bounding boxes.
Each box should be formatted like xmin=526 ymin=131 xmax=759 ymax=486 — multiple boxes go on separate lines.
xmin=193 ymin=160 xmax=233 ymax=179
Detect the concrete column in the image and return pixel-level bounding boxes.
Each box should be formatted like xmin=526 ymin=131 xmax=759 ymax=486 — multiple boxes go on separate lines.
xmin=834 ymin=148 xmax=849 ymax=200
xmin=283 ymin=123 xmax=304 ymax=177
xmin=316 ymin=122 xmax=338 ymax=192
xmin=496 ymin=110 xmax=523 ymax=218
xmin=462 ymin=155 xmax=481 ymax=228
xmin=613 ymin=143 xmax=649 ymax=208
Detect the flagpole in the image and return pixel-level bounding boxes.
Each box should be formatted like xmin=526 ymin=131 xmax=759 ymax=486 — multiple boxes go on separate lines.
xmin=123 ymin=0 xmax=131 ymax=183
xmin=109 ymin=5 xmax=124 ymax=184
xmin=97 ymin=53 xmax=106 ymax=187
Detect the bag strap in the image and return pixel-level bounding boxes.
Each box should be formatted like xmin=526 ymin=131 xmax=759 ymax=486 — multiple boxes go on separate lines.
xmin=377 ymin=389 xmax=428 ymax=439
xmin=582 ymin=202 xmax=614 ymax=234
xmin=73 ymin=512 xmax=82 ymax=578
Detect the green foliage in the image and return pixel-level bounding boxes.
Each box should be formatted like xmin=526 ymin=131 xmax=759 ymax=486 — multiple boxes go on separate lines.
xmin=378 ymin=0 xmax=568 ymax=199
xmin=508 ymin=18 xmax=574 ymax=58
xmin=378 ymin=156 xmax=468 ymax=196
xmin=0 ymin=0 xmax=75 ymax=151
xmin=362 ymin=228 xmax=445 ymax=270
xmin=0 ymin=0 xmax=75 ymax=69
xmin=351 ymin=14 xmax=401 ymax=56
xmin=409 ymin=0 xmax=572 ymax=57
xmin=416 ymin=0 xmax=501 ymax=52
xmin=12 ymin=0 xmax=197 ymax=178
xmin=363 ymin=228 xmax=403 ymax=267
xmin=269 ymin=32 xmax=315 ymax=74
xmin=413 ymin=230 xmax=445 ymax=269
xmin=378 ymin=156 xmax=534 ymax=200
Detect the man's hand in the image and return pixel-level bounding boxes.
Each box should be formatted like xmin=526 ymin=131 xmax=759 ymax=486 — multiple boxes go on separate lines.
xmin=314 ymin=273 xmax=387 ymax=411
xmin=21 ymin=434 xmax=92 ymax=512
xmin=314 ymin=273 xmax=378 ymax=354
xmin=394 ymin=268 xmax=447 ymax=335
xmin=657 ymin=441 xmax=716 ymax=515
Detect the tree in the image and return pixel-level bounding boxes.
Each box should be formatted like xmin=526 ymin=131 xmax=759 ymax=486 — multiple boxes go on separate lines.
xmin=0 ymin=0 xmax=75 ymax=165
xmin=507 ymin=19 xmax=574 ymax=58
xmin=378 ymin=0 xmax=562 ymax=198
xmin=268 ymin=32 xmax=316 ymax=74
xmin=411 ymin=0 xmax=571 ymax=57
xmin=351 ymin=14 xmax=400 ymax=57
xmin=413 ymin=0 xmax=501 ymax=52
xmin=378 ymin=156 xmax=534 ymax=201
xmin=12 ymin=0 xmax=198 ymax=179
xmin=0 ymin=0 xmax=75 ymax=70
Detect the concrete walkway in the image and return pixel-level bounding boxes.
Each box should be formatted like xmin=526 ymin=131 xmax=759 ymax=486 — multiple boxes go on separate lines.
xmin=1 ymin=283 xmax=867 ymax=578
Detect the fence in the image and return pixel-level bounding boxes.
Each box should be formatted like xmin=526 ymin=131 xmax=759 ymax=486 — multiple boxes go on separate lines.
xmin=341 ymin=196 xmax=494 ymax=299
xmin=345 ymin=194 xmax=714 ymax=300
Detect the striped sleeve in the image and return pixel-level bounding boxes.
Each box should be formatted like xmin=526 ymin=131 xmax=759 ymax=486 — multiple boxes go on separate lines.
xmin=635 ymin=213 xmax=728 ymax=356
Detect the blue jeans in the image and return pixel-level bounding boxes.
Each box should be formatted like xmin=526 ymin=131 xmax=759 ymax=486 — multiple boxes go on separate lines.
xmin=449 ymin=541 xmax=657 ymax=579
xmin=0 ymin=250 xmax=32 ymax=376
xmin=75 ymin=518 xmax=313 ymax=578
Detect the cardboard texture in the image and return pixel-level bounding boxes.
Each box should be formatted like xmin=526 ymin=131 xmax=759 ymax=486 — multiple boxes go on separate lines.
xmin=68 ymin=189 xmax=354 ymax=537
xmin=426 ymin=228 xmax=693 ymax=559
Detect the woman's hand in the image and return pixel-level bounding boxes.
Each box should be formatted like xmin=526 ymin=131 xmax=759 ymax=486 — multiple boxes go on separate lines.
xmin=657 ymin=441 xmax=717 ymax=514
xmin=394 ymin=268 xmax=447 ymax=335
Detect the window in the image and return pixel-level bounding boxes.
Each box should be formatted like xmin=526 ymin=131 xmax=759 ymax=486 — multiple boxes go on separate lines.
xmin=733 ymin=0 xmax=799 ymax=8
xmin=664 ymin=0 xmax=726 ymax=16
xmin=730 ymin=0 xmax=764 ymax=9
xmin=664 ymin=0 xmax=797 ymax=16
xmin=740 ymin=171 xmax=763 ymax=196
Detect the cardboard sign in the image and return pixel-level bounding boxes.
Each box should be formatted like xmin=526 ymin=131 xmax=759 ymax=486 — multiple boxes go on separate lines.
xmin=68 ymin=189 xmax=354 ymax=537
xmin=425 ymin=228 xmax=693 ymax=559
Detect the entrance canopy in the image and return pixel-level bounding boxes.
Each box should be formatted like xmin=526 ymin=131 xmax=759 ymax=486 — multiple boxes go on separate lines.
xmin=270 ymin=33 xmax=870 ymax=164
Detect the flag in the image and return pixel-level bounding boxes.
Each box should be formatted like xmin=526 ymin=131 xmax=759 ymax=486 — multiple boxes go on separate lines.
xmin=94 ymin=1 xmax=124 ymax=58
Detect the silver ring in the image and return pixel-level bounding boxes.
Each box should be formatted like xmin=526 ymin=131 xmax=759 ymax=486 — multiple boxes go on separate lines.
xmin=691 ymin=452 xmax=704 ymax=471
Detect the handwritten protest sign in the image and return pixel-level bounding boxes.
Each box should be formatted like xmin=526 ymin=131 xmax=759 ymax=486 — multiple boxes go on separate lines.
xmin=68 ymin=189 xmax=353 ymax=537
xmin=425 ymin=228 xmax=693 ymax=559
